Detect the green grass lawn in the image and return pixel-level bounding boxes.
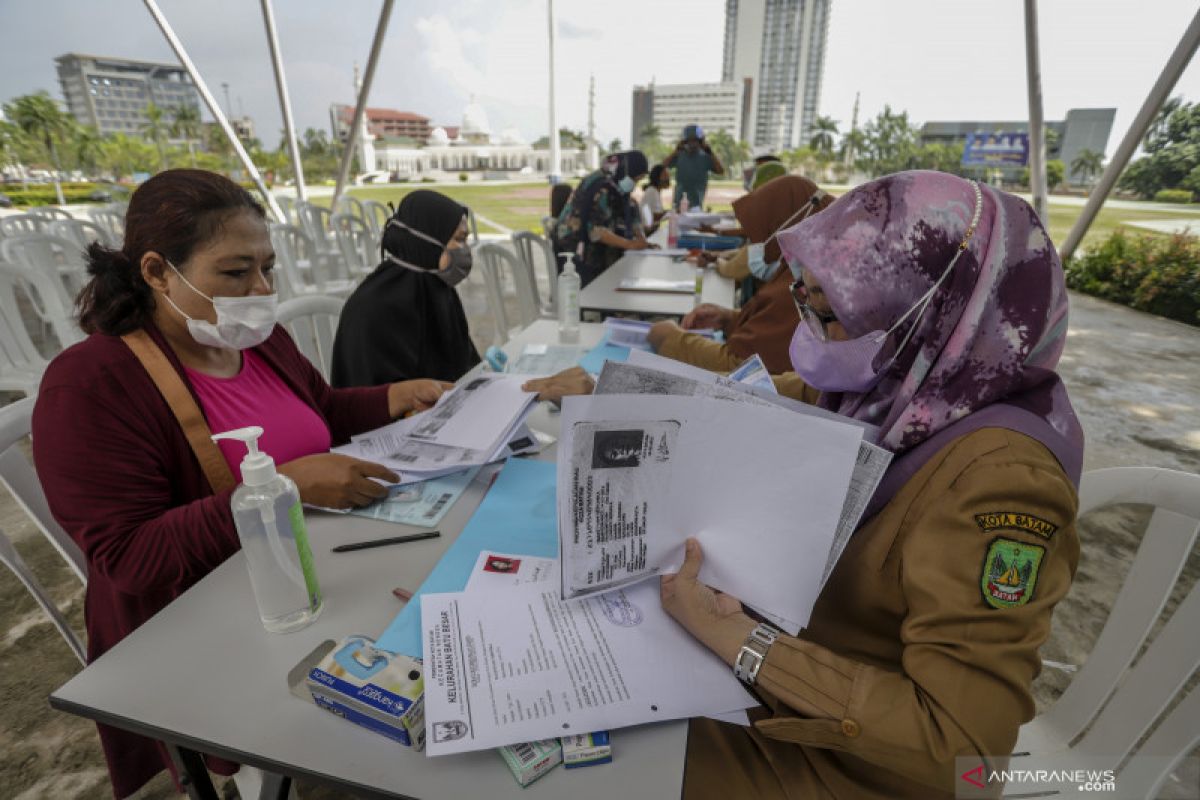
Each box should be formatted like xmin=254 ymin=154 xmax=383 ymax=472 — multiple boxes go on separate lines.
xmin=336 ymin=179 xmax=1198 ymax=254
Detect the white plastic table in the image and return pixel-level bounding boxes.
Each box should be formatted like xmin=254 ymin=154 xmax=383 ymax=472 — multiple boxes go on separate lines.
xmin=50 ymin=321 xmax=692 ymax=800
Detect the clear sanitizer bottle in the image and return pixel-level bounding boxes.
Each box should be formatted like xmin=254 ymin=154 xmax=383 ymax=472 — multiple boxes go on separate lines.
xmin=212 ymin=426 xmax=323 ymax=633
xmin=557 ymin=251 xmax=581 ymax=344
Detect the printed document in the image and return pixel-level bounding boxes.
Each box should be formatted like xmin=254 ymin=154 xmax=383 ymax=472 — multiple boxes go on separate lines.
xmin=420 ymin=580 xmax=754 ymax=755
xmin=407 ymin=373 xmax=535 ymax=451
xmin=558 ymin=393 xmax=863 ymax=632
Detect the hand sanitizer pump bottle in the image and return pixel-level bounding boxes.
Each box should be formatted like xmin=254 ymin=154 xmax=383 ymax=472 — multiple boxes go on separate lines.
xmin=212 ymin=426 xmax=323 ymax=633
xmin=557 ymin=251 xmax=581 ymax=344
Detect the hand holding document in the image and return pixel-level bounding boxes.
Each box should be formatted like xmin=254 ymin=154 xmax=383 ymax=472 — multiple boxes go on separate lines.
xmin=334 ymin=374 xmax=536 ymax=478
xmin=558 ymin=393 xmax=864 ymax=633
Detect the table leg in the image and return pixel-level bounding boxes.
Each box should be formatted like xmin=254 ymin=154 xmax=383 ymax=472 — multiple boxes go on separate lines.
xmin=259 ymin=770 xmax=293 ymax=800
xmin=164 ymin=743 xmax=219 ymax=800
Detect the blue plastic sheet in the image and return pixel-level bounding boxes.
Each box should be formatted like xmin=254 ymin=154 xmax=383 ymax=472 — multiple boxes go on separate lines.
xmin=374 ymin=458 xmax=559 ymax=657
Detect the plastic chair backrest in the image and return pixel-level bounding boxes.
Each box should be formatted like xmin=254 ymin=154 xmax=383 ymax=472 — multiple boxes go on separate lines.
xmin=89 ymin=209 xmax=125 ymax=244
xmin=274 ymin=195 xmax=296 ymax=226
xmin=1012 ymin=467 xmax=1200 ymax=790
xmin=30 ymin=206 xmax=74 ymax=222
xmin=47 ymin=218 xmax=115 ymax=251
xmin=0 ymin=235 xmax=85 ymax=349
xmin=330 ymin=213 xmax=375 ymax=277
xmin=474 ymin=242 xmax=540 ymax=344
xmin=0 ymin=266 xmax=49 ymax=395
xmin=511 ymin=230 xmax=557 ymax=315
xmin=332 ymin=195 xmax=365 ymax=222
xmin=362 ymin=200 xmax=390 ymax=243
xmin=296 ymin=202 xmax=335 ymax=253
xmin=277 ymin=295 xmax=344 ymax=381
xmin=0 ymin=213 xmax=48 ymax=238
xmin=0 ymin=397 xmax=87 ymax=664
xmin=268 ymin=223 xmax=319 ymax=298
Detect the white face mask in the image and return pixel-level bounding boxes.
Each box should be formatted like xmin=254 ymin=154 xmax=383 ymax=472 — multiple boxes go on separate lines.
xmin=746 ymin=243 xmax=781 ymax=281
xmin=160 ymin=260 xmax=278 ymax=350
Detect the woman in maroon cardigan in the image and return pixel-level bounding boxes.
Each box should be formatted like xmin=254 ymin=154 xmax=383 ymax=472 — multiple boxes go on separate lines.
xmin=32 ymin=169 xmax=448 ymax=798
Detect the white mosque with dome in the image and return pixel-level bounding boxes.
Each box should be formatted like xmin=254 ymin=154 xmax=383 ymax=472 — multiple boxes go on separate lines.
xmin=367 ymin=95 xmax=587 ymax=179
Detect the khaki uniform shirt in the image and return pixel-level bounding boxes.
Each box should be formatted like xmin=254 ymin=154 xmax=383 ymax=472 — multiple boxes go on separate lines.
xmin=685 ymin=427 xmax=1079 ymax=799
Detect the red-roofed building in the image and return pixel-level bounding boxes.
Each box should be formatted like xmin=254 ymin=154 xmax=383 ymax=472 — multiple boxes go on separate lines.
xmin=329 ymin=103 xmax=432 ymax=142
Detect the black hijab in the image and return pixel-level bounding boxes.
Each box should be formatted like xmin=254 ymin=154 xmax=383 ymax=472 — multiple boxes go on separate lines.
xmin=331 ymin=190 xmax=480 ymax=387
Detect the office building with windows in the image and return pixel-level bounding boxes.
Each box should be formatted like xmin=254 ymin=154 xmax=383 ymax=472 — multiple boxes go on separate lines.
xmin=721 ymin=0 xmax=831 ymax=150
xmin=55 ymin=53 xmax=202 ymax=136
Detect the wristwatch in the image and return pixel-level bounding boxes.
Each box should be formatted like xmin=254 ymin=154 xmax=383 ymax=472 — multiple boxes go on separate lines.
xmin=734 ymin=622 xmax=780 ymax=686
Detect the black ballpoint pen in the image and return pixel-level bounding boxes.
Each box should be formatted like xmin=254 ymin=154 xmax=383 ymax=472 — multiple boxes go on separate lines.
xmin=331 ymin=531 xmax=441 ymax=553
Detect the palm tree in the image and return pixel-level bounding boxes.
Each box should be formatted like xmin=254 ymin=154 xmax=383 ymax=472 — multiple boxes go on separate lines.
xmin=706 ymin=129 xmax=750 ymax=174
xmin=1070 ymin=148 xmax=1104 ymax=189
xmin=72 ymin=124 xmax=106 ymax=177
xmin=141 ymin=102 xmax=171 ymax=172
xmin=809 ymin=115 xmax=838 ymax=156
xmin=171 ymin=104 xmax=202 ymax=167
xmin=4 ymin=91 xmax=72 ymax=204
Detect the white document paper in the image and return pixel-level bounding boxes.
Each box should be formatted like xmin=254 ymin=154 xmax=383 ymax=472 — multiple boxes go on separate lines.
xmin=465 ymin=550 xmax=558 ymax=592
xmin=507 ymin=344 xmax=587 ymax=376
xmin=408 ymin=374 xmax=535 ymax=451
xmin=420 ymin=580 xmax=754 ymax=755
xmin=558 ymin=393 xmax=863 ymax=632
xmin=597 ymin=358 xmax=892 ymax=593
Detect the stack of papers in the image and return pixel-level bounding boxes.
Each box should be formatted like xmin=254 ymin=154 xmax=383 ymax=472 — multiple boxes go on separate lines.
xmin=603 ymin=318 xmax=716 ymax=349
xmin=335 ymin=374 xmax=537 ymax=482
xmin=616 ymin=277 xmax=695 ymax=293
xmin=560 ymin=352 xmax=891 ymax=633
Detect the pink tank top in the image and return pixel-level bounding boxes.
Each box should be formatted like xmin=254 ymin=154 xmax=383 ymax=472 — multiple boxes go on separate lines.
xmin=185 ymin=350 xmax=332 ymax=482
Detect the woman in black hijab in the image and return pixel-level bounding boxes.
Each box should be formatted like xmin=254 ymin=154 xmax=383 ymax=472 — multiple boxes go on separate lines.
xmin=331 ymin=190 xmax=481 ymax=387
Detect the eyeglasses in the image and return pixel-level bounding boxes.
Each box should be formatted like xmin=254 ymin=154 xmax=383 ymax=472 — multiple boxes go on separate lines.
xmin=790 ymin=276 xmax=837 ymax=342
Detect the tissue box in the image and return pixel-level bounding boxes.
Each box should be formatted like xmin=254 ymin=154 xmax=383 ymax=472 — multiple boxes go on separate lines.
xmin=306 ymin=635 xmax=426 ymax=750
xmin=498 ymin=739 xmax=562 ymax=786
xmin=562 ymin=731 xmax=612 ymax=768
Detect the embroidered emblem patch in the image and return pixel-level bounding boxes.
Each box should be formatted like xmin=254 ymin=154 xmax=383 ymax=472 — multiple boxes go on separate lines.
xmin=981 ymin=538 xmax=1045 ymax=610
xmin=974 ymin=511 xmax=1058 ymax=539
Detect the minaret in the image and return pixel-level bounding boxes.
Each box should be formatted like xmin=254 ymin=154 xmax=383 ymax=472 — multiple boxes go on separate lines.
xmin=353 ymin=64 xmax=375 ymax=174
xmin=844 ymin=91 xmax=860 ymax=167
xmin=586 ymin=74 xmax=599 ymax=169
xmin=546 ymin=0 xmax=561 ymax=182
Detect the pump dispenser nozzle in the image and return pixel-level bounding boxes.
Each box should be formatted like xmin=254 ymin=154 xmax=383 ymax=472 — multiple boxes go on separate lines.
xmin=212 ymin=426 xmax=277 ymax=486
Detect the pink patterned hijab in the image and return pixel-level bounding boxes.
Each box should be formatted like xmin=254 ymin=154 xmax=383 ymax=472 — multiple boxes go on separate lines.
xmin=777 ymin=171 xmax=1083 ymax=515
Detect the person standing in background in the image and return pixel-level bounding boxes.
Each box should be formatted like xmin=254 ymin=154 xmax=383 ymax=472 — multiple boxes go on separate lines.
xmin=664 ymin=124 xmax=725 ymax=210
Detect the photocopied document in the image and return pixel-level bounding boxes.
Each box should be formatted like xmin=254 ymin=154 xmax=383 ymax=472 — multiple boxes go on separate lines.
xmin=420 ymin=580 xmax=754 ymax=755
xmin=507 ymin=344 xmax=588 ymax=376
xmin=348 ymin=467 xmax=481 ymax=528
xmin=558 ymin=393 xmax=863 ymax=632
xmin=407 ymin=374 xmax=535 ymax=451
xmin=598 ymin=357 xmax=892 ymax=595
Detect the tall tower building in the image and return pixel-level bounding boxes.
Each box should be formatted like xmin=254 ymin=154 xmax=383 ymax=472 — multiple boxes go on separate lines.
xmin=721 ymin=0 xmax=831 ymax=150
xmin=55 ymin=52 xmax=202 ymax=136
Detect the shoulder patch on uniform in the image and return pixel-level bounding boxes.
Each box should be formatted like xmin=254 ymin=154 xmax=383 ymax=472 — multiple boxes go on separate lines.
xmin=974 ymin=511 xmax=1058 ymax=539
xmin=981 ymin=538 xmax=1045 ymax=610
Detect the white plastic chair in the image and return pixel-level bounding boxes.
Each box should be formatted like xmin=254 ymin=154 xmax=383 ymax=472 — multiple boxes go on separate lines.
xmin=332 ymin=194 xmax=365 ymax=222
xmin=0 ymin=213 xmax=49 ymax=238
xmin=362 ymin=199 xmax=391 ymax=244
xmin=0 ymin=236 xmax=85 ymax=350
xmin=30 ymin=206 xmax=74 ymax=222
xmin=1005 ymin=466 xmax=1200 ymax=798
xmin=474 ymin=242 xmax=540 ymax=345
xmin=277 ymin=295 xmax=343 ymax=381
xmin=274 ymin=195 xmax=296 ymax=226
xmin=330 ymin=213 xmax=377 ymax=277
xmin=295 ymin=202 xmax=336 ymax=253
xmin=0 ymin=397 xmax=88 ymax=664
xmin=0 ymin=266 xmax=49 ymax=395
xmin=47 ymin=218 xmax=115 ymax=251
xmin=511 ymin=230 xmax=558 ymax=316
xmin=268 ymin=224 xmax=355 ymax=300
xmin=89 ymin=208 xmax=125 ymax=244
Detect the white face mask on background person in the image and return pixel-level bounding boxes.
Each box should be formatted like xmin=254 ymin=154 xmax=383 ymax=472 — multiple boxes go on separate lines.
xmin=160 ymin=260 xmax=278 ymax=350
xmin=617 ymin=176 xmax=636 ymax=194
xmin=746 ymin=243 xmax=781 ymax=281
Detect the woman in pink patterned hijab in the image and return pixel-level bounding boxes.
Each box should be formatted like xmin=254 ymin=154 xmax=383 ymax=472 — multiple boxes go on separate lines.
xmin=776 ymin=170 xmax=1083 ymax=511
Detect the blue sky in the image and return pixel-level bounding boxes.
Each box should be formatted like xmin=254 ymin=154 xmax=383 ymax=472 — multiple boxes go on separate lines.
xmin=2 ymin=0 xmax=1199 ymax=154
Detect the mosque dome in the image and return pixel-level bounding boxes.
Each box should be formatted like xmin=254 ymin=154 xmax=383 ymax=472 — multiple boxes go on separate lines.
xmin=498 ymin=127 xmax=525 ymax=146
xmin=461 ymin=96 xmax=492 ymax=144
xmin=428 ymin=126 xmax=450 ymax=145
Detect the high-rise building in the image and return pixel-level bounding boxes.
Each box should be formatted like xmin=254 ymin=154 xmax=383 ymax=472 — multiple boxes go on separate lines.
xmin=631 ymin=82 xmax=748 ymax=148
xmin=721 ymin=0 xmax=831 ymax=150
xmin=55 ymin=53 xmax=202 ymax=136
xmin=631 ymin=85 xmax=655 ymax=149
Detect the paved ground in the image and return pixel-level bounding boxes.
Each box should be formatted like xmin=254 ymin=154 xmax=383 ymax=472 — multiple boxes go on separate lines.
xmin=0 ymin=257 xmax=1197 ymax=796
